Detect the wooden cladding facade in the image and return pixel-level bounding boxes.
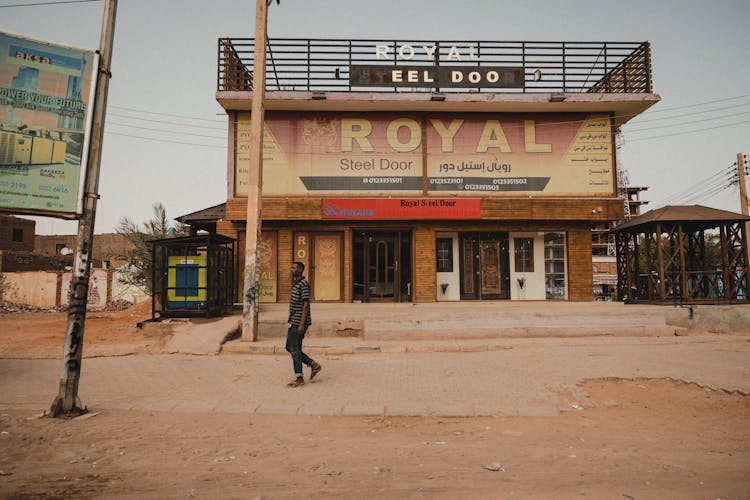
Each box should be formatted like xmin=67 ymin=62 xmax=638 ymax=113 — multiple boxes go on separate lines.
xmin=226 ymin=197 xmax=624 ymax=223
xmin=414 ymin=225 xmax=437 ymax=302
xmin=220 ymin=196 xmax=606 ymax=303
xmin=566 ymin=228 xmax=594 ymax=301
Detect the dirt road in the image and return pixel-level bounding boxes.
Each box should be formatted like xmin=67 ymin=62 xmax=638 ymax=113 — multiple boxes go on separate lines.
xmin=0 ymin=307 xmax=748 ymax=499
xmin=1 ymin=379 xmax=747 ymax=499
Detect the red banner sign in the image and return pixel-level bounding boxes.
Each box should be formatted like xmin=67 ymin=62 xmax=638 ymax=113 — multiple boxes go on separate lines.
xmin=322 ymin=198 xmax=481 ymax=219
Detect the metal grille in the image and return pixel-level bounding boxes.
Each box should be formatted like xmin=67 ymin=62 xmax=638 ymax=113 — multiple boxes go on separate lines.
xmin=218 ymin=38 xmax=652 ymax=94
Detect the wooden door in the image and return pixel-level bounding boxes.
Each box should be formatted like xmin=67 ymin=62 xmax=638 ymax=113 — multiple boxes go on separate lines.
xmin=460 ymin=235 xmax=479 ymax=300
xmin=460 ymin=233 xmax=509 ymax=300
xmin=311 ymin=233 xmax=342 ymax=301
xmin=480 ymin=240 xmax=502 ymax=296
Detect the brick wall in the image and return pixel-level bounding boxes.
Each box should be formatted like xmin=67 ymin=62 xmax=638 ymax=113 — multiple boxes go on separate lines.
xmin=0 ymin=215 xmax=35 ymax=253
xmin=0 ymin=250 xmax=72 ymax=272
xmin=35 ymin=233 xmax=133 ymax=267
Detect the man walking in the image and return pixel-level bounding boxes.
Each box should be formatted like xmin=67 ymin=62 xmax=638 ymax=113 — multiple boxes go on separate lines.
xmin=286 ymin=261 xmax=321 ymax=387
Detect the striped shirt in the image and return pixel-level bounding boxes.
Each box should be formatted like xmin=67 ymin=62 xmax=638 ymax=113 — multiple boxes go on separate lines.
xmin=288 ymin=276 xmax=311 ymax=327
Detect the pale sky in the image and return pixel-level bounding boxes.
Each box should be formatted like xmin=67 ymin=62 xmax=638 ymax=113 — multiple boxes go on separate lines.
xmin=1 ymin=0 xmax=749 ymax=234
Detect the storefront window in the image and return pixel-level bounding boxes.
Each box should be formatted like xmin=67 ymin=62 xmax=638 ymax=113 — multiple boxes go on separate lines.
xmin=436 ymin=238 xmax=453 ymax=272
xmin=544 ymin=232 xmax=566 ymax=299
xmin=514 ymin=238 xmax=534 ymax=273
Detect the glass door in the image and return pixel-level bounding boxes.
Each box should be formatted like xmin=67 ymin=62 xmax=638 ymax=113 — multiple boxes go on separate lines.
xmin=367 ymin=233 xmax=398 ymax=302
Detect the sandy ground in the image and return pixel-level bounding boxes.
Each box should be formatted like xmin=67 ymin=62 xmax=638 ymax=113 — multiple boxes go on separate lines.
xmin=0 ymin=302 xmax=163 ymax=359
xmin=0 ymin=380 xmax=747 ymax=499
xmin=0 ymin=307 xmax=748 ymax=498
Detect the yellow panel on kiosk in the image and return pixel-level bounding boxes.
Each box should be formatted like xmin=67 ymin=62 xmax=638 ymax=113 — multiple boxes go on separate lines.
xmin=167 ymin=255 xmax=207 ymax=305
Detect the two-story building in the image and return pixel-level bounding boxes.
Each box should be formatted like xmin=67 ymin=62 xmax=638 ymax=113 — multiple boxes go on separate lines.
xmin=210 ymin=38 xmax=659 ymax=305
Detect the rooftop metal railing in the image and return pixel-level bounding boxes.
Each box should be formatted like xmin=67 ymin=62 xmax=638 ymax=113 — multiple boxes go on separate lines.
xmin=218 ymin=38 xmax=652 ymax=94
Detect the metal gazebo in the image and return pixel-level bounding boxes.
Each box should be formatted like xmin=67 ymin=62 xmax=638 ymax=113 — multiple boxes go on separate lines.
xmin=612 ymin=205 xmax=750 ymax=304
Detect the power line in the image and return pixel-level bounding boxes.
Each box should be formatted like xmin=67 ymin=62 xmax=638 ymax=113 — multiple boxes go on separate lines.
xmin=108 ymin=104 xmax=225 ymax=123
xmin=102 ymin=94 xmax=750 ymax=140
xmin=626 ymin=119 xmax=750 ymax=143
xmin=107 ymin=120 xmax=227 ymax=139
xmin=651 ymin=166 xmax=734 ymax=207
xmin=104 ymin=92 xmax=750 ymax=133
xmin=659 ymin=179 xmax=731 ymax=208
xmin=626 ymin=101 xmax=750 ymax=125
xmin=0 ymin=0 xmax=100 ymax=7
xmin=636 ymin=94 xmax=750 ymax=115
xmin=625 ymin=110 xmax=750 ymax=133
xmin=660 ymin=172 xmax=734 ymax=205
xmin=105 ymin=131 xmax=226 ymax=149
xmin=652 ymin=165 xmax=737 ymax=208
xmin=100 ymin=93 xmax=750 ymax=151
xmin=102 ymin=109 xmax=749 ymax=152
xmin=108 ymin=112 xmax=226 ymax=130
xmin=689 ymin=183 xmax=733 ymax=206
xmin=103 ymin=114 xmax=748 ymax=153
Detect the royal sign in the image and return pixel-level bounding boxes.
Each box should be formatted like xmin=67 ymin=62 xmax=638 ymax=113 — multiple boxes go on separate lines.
xmin=349 ymin=65 xmax=524 ymax=89
xmin=322 ymin=198 xmax=482 ymax=220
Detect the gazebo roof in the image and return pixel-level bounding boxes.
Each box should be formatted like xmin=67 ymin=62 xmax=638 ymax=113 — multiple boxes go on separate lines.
xmin=175 ymin=203 xmax=226 ymax=224
xmin=613 ymin=205 xmax=750 ymax=233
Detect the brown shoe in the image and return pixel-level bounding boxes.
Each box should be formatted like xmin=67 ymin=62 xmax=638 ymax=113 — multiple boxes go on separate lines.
xmin=287 ymin=377 xmax=304 ymax=388
xmin=310 ymin=363 xmax=322 ymax=381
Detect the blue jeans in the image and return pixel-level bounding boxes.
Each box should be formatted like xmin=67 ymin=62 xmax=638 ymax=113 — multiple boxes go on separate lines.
xmin=286 ymin=324 xmax=314 ymax=377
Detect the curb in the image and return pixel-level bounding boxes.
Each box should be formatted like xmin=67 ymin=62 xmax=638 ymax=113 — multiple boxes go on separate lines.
xmin=223 ymin=341 xmax=510 ymax=355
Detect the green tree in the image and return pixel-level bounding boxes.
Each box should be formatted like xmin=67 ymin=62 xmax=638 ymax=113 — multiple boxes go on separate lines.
xmin=116 ymin=202 xmax=184 ymax=294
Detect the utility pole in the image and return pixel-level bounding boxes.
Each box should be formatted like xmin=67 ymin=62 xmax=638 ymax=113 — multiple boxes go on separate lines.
xmin=737 ymin=153 xmax=749 ymax=263
xmin=241 ymin=0 xmax=268 ymax=341
xmin=50 ymin=0 xmax=117 ymax=417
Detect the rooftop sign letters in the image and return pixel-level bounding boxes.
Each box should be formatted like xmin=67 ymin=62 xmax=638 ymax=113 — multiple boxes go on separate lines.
xmin=348 ymin=43 xmax=524 ymax=89
xmin=349 ymin=65 xmax=524 ymax=89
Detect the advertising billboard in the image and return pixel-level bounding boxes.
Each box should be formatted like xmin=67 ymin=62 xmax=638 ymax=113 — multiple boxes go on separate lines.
xmin=235 ymin=111 xmax=614 ymax=197
xmin=0 ymin=31 xmax=98 ymax=217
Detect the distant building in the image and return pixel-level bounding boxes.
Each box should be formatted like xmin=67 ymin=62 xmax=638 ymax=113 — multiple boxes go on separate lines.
xmin=0 ymin=214 xmax=35 ymax=253
xmin=592 ymin=186 xmax=649 ymax=300
xmin=0 ymin=214 xmax=72 ymax=272
xmin=35 ymin=233 xmax=133 ymax=269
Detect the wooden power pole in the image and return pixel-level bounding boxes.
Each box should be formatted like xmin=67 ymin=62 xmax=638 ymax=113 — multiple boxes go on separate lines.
xmin=50 ymin=0 xmax=117 ymax=417
xmin=737 ymin=153 xmax=750 ymax=263
xmin=241 ymin=0 xmax=268 ymax=341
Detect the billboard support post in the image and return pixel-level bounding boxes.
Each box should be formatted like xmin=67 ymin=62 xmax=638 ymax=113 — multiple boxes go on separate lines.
xmin=50 ymin=0 xmax=117 ymax=417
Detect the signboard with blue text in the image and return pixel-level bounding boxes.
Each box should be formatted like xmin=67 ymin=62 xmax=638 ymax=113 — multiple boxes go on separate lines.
xmin=0 ymin=31 xmax=98 ymax=218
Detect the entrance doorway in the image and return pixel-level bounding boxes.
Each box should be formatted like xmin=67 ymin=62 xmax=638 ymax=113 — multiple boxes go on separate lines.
xmin=353 ymin=231 xmax=412 ymax=302
xmin=459 ymin=232 xmax=510 ymax=300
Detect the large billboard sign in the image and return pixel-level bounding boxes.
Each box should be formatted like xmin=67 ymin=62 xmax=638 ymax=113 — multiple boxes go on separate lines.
xmin=0 ymin=31 xmax=98 ymax=217
xmin=235 ymin=111 xmax=614 ymax=197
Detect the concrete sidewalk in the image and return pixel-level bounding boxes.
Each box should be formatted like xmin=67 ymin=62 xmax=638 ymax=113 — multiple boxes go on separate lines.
xmin=2 ymin=335 xmax=748 ymax=417
xmin=137 ymin=300 xmax=750 ymax=356
xmin=218 ymin=301 xmax=750 ymax=355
